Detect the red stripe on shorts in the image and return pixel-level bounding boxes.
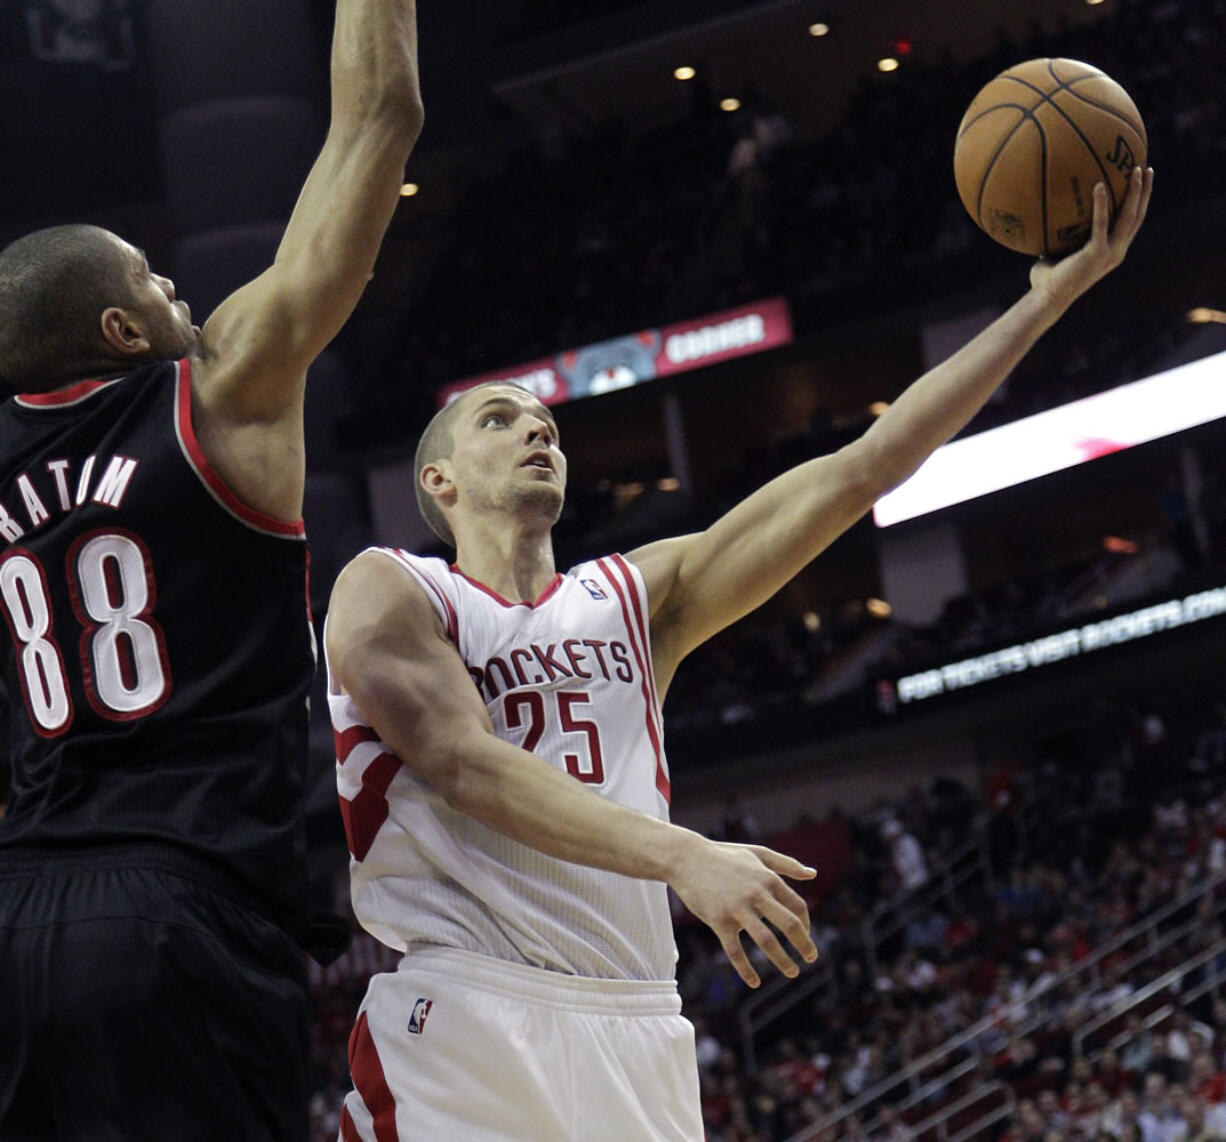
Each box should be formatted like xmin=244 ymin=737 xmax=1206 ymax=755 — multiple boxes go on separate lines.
xmin=348 ymin=1012 xmax=400 ymax=1141
xmin=339 ymin=1104 xmax=361 ymax=1142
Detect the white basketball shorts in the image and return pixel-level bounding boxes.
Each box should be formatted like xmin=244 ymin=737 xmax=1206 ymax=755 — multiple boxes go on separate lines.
xmin=337 ymin=945 xmax=703 ymax=1141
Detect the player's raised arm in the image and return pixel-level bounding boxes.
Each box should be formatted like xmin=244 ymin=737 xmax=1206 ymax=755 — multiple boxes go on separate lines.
xmin=634 ymin=167 xmax=1154 ymax=683
xmin=189 ymin=0 xmax=422 ymax=514
xmin=326 ymin=551 xmax=819 ymax=987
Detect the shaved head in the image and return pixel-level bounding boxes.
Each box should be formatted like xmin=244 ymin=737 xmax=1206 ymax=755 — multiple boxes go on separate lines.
xmin=0 ymin=224 xmax=139 ymax=392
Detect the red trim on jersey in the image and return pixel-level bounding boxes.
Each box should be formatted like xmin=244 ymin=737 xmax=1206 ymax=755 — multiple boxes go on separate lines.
xmin=339 ymin=750 xmax=403 ymax=862
xmin=449 ymin=564 xmax=563 ymax=609
xmin=596 ymin=557 xmax=670 ymax=804
xmin=339 ymin=1105 xmax=361 ymax=1142
xmin=334 ymin=723 xmax=381 ymax=765
xmin=173 ymin=359 xmax=305 ymax=537
xmin=16 ymin=376 xmax=122 ymax=407
xmin=612 ymin=553 xmax=662 ymax=706
xmin=396 ymin=550 xmax=458 ymax=642
xmin=347 ymin=1012 xmax=400 ymax=1141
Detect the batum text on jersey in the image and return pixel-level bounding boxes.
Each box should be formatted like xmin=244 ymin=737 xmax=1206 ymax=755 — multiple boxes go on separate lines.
xmin=0 ymin=453 xmax=139 ymax=546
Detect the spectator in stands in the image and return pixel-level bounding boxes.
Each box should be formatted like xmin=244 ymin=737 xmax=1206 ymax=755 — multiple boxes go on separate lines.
xmin=1190 ymin=1050 xmax=1226 ymax=1108
xmin=883 ymin=819 xmax=928 ymax=892
xmin=1121 ymin=1017 xmax=1157 ymax=1075
xmin=1148 ymin=1036 xmax=1190 ymax=1086
xmin=1102 ymin=1088 xmax=1144 ymax=1141
xmin=1037 ymin=1088 xmax=1068 ymax=1132
xmin=1139 ymin=1074 xmax=1186 ymax=1142
xmin=1208 ymin=999 xmax=1226 ymax=1062
xmin=904 ymin=903 xmax=949 ymax=955
xmin=1014 ymin=1096 xmax=1048 ymax=1141
xmin=944 ymin=904 xmax=980 ymax=956
xmin=1092 ymin=961 xmax=1136 ymax=1013
xmin=873 ymin=1104 xmax=914 ymax=1142
xmin=1203 ymin=1089 xmax=1226 ymax=1138
xmin=1097 ymin=1048 xmax=1131 ymax=1099
xmin=1169 ymin=1008 xmax=1215 ymax=1065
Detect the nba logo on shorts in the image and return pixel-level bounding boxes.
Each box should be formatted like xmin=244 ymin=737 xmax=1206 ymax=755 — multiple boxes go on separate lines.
xmin=580 ymin=579 xmax=607 ymax=601
xmin=408 ymin=997 xmax=433 ymax=1035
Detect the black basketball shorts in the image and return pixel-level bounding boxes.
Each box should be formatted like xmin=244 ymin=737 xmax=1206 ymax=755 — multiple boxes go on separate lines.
xmin=0 ymin=847 xmax=310 ymax=1142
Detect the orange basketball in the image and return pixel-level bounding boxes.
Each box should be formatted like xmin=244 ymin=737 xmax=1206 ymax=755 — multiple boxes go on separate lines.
xmin=953 ymin=58 xmax=1147 ymax=258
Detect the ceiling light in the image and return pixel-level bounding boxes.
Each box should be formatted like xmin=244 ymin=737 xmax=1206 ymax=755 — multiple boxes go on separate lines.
xmin=674 ymin=66 xmax=696 ymax=81
xmin=720 ymin=97 xmax=741 ymax=112
xmin=877 ymin=57 xmax=899 ymax=72
xmin=866 ymin=598 xmax=892 ymax=619
xmin=869 ymin=401 xmax=890 ymax=417
xmin=399 ymin=183 xmax=419 ymax=197
xmin=808 ymin=22 xmax=829 ymax=36
xmin=802 ymin=612 xmax=821 ymax=632
xmin=657 ymin=477 xmax=680 ymax=492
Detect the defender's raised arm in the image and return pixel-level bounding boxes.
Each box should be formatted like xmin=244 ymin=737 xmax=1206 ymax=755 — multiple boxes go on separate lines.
xmin=191 ymin=0 xmax=423 ymax=519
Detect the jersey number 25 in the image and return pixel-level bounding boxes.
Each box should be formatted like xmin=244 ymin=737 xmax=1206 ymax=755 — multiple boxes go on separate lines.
xmin=504 ymin=690 xmax=606 ymax=785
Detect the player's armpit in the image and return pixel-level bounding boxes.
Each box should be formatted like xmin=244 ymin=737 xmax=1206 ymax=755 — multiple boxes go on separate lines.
xmin=628 ymin=450 xmax=874 ymax=677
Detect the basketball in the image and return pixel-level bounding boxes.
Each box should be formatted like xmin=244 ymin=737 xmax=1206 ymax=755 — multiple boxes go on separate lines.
xmin=953 ymin=58 xmax=1147 ymax=257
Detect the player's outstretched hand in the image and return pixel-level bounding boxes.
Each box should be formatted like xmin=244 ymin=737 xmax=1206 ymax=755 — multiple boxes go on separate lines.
xmin=1029 ymin=165 xmax=1154 ymax=306
xmin=669 ymin=839 xmax=819 ymax=988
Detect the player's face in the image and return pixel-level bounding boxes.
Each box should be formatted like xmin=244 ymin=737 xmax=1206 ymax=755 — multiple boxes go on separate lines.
xmin=119 ymin=239 xmax=201 ymax=360
xmin=450 ymin=386 xmax=567 ymax=528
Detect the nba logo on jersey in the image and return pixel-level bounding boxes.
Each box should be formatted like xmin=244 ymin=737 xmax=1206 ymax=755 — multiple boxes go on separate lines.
xmin=407 ymin=997 xmax=433 ymax=1035
xmin=580 ymin=578 xmax=607 ymax=601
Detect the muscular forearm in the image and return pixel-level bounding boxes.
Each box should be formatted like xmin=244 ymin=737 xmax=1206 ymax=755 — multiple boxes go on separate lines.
xmin=436 ymin=730 xmax=703 ymax=882
xmin=331 ymin=0 xmax=423 ymax=128
xmin=857 ymin=284 xmax=1069 ymax=494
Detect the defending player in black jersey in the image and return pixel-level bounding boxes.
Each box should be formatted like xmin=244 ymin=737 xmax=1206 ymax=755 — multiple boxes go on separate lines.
xmin=0 ymin=2 xmax=422 ymax=1139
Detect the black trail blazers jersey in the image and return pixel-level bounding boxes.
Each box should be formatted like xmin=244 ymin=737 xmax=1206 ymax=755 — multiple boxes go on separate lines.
xmin=0 ymin=359 xmax=320 ymax=941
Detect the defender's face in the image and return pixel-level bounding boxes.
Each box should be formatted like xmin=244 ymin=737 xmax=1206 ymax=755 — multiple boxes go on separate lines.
xmin=118 ymin=238 xmax=201 ymax=360
xmin=448 ymin=385 xmax=567 ymax=524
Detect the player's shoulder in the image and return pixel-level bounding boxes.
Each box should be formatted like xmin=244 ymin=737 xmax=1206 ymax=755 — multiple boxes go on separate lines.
xmin=328 ymin=548 xmax=452 ymax=645
xmin=355 ymin=546 xmax=448 ymax=575
xmin=335 ymin=547 xmax=445 ymax=594
xmin=565 ymin=551 xmax=645 ymax=589
xmin=565 ymin=551 xmax=626 ymax=576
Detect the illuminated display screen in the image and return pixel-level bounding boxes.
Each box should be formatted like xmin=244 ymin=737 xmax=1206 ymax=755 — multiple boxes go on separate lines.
xmin=893 ymin=583 xmax=1226 ymax=705
xmin=437 ymin=297 xmax=793 ymax=408
xmin=873 ymin=349 xmax=1226 ymax=527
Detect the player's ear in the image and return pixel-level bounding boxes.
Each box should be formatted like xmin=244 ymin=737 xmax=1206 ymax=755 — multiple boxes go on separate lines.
xmin=100 ymin=306 xmax=152 ymax=357
xmin=420 ymin=460 xmax=455 ymax=503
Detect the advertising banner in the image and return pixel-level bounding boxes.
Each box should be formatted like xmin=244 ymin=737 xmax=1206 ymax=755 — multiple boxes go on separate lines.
xmin=436 ymin=297 xmax=793 ymax=409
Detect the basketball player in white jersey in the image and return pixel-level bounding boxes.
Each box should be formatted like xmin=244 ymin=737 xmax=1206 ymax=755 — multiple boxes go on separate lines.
xmin=324 ymin=166 xmax=1152 ymax=1140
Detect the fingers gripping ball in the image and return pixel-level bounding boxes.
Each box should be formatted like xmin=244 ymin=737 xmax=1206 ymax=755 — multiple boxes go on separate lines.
xmin=953 ymin=58 xmax=1147 ymax=257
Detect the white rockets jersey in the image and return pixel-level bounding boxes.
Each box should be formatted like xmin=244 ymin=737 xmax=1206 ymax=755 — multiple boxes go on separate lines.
xmin=326 ymin=548 xmax=678 ymax=982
